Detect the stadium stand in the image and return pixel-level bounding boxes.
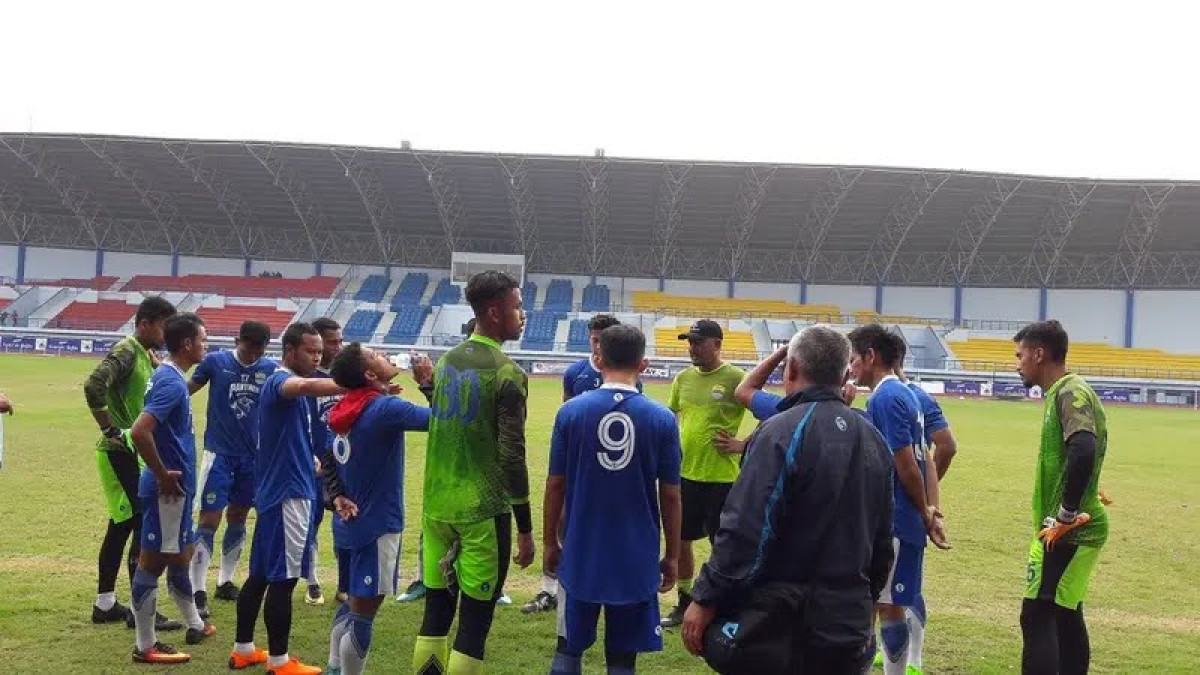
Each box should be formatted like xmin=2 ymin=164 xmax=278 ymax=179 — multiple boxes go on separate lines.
xmin=125 ymin=275 xmax=337 ymax=298
xmin=654 ymin=325 xmax=760 ymax=361
xmin=50 ymin=300 xmax=135 ymax=331
xmin=522 ymin=281 xmax=538 ymax=306
xmin=544 ymin=279 xmax=574 ymax=312
xmin=196 ymin=304 xmax=296 ymax=337
xmin=582 ymin=284 xmax=611 ymax=312
xmin=389 ymin=273 xmax=429 ymax=309
xmin=852 ymin=310 xmax=942 ymax=327
xmin=632 ymin=291 xmax=841 ymax=321
xmin=384 ymin=306 xmax=430 ymax=344
xmin=429 ymin=278 xmax=462 ymax=307
xmin=343 ymin=309 xmax=385 ymax=342
xmin=521 ymin=310 xmax=564 ymax=351
xmin=31 ymin=276 xmax=118 ymax=290
xmin=948 ymin=337 xmax=1200 ymax=379
xmin=354 ymin=275 xmax=391 ymax=303
xmin=566 ymin=319 xmax=590 ymax=353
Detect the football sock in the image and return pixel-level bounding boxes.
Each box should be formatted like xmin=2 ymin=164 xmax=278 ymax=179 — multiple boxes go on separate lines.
xmin=306 ymin=538 xmax=320 ymax=586
xmin=131 ymin=568 xmax=161 ymax=651
xmin=328 ymin=602 xmax=352 ymax=669
xmin=447 ymin=650 xmax=484 ymax=675
xmin=98 ymin=518 xmax=134 ymax=595
xmin=191 ymin=525 xmax=216 ymax=594
xmin=96 ymin=591 xmax=117 ymax=611
xmin=220 ymin=522 xmax=246 ymax=586
xmin=337 ymin=611 xmax=374 ymax=675
xmin=604 ymin=648 xmax=636 ymax=675
xmin=235 ymin=574 xmax=269 ymax=646
xmin=413 ymin=636 xmax=450 ymax=674
xmin=1055 ymin=603 xmax=1089 ymax=675
xmin=1021 ymin=599 xmax=1059 ymax=675
xmin=453 ymin=593 xmax=497 ymax=661
xmin=881 ymin=616 xmax=910 ymax=675
xmin=540 ymin=574 xmax=558 ymax=595
xmin=166 ymin=564 xmax=204 ymax=630
xmin=908 ymin=594 xmax=927 ymax=670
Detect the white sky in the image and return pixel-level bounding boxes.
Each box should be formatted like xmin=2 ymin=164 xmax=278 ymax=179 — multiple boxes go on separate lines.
xmin=3 ymin=1 xmax=1198 ymax=180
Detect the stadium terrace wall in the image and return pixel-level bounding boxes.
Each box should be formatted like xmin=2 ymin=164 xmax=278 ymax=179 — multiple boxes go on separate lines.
xmin=4 ymin=326 xmax=1199 ymax=407
xmin=3 ymin=245 xmax=1200 ymax=353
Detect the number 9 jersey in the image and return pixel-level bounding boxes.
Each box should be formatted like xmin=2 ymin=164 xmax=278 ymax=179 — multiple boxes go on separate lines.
xmin=550 ymin=384 xmax=682 ymax=605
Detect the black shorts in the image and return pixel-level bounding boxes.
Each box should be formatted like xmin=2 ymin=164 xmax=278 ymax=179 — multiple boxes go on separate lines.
xmin=681 ymin=479 xmax=733 ymax=542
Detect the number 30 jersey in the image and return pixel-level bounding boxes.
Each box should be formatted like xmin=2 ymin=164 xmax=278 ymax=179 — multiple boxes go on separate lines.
xmin=549 ymin=384 xmax=682 ymax=604
xmin=423 ymin=334 xmax=531 ymax=525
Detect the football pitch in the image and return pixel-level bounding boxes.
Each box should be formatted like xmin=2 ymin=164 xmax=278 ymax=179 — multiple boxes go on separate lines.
xmin=0 ymin=353 xmax=1197 ymax=674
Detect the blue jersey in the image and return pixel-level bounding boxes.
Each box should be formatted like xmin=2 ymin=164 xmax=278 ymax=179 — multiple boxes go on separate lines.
xmin=331 ymin=396 xmax=431 ymax=549
xmin=309 ymin=368 xmax=340 ymax=455
xmin=748 ymin=390 xmax=784 ymax=422
xmin=905 ymin=381 xmax=949 ymax=445
xmin=562 ymin=358 xmax=643 ymax=399
xmin=192 ymin=350 xmax=278 ymax=457
xmin=866 ymin=376 xmax=928 ymax=546
xmin=138 ymin=363 xmax=196 ymax=497
xmin=256 ymin=368 xmax=317 ymax=511
xmin=550 ymin=384 xmax=682 ymax=604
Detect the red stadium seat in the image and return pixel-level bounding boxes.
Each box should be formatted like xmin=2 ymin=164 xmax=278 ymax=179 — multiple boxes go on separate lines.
xmin=196 ymin=305 xmax=296 ymax=337
xmin=31 ymin=276 xmax=119 ymax=290
xmin=52 ymin=300 xmax=137 ymax=331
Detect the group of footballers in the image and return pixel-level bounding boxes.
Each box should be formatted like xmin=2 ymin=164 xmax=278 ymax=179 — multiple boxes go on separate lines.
xmin=81 ymin=270 xmax=1108 ymax=675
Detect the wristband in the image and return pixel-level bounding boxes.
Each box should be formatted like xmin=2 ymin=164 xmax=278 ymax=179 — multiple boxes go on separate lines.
xmin=102 ymin=426 xmax=122 ymax=439
xmin=1056 ymin=506 xmax=1078 ymax=524
xmin=511 ymin=502 xmax=533 ymax=534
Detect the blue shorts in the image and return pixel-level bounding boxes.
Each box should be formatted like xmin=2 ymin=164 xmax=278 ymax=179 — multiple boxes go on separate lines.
xmin=556 ymin=587 xmax=663 ymax=655
xmin=249 ymin=499 xmax=315 ymax=582
xmin=878 ymin=537 xmax=925 ymax=607
xmin=198 ymin=450 xmax=256 ymax=511
xmin=141 ymin=493 xmax=195 ymax=555
xmin=337 ymin=532 xmax=402 ymax=599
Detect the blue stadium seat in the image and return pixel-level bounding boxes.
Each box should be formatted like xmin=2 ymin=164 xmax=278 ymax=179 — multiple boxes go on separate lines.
xmin=384 ymin=305 xmax=431 ymax=344
xmin=520 ymin=310 xmax=565 ymax=351
xmin=430 ymin=279 xmax=461 ymax=307
xmin=566 ymin=319 xmax=590 ymax=353
xmin=343 ymin=309 xmax=384 ymax=342
xmin=581 ymin=283 xmax=610 ymax=312
xmin=522 ymin=281 xmax=538 ymax=306
xmin=544 ymin=279 xmax=573 ymax=312
xmin=354 ymin=275 xmax=391 ymax=303
xmin=390 ymin=273 xmax=429 ymax=310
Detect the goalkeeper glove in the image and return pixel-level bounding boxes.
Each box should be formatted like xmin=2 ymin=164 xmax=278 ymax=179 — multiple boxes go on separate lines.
xmin=1038 ymin=511 xmax=1091 ymax=550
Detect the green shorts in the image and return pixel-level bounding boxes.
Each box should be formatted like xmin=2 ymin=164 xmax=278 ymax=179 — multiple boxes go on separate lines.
xmin=96 ymin=434 xmax=144 ymax=524
xmin=422 ymin=513 xmax=512 ymax=602
xmin=1024 ymin=537 xmax=1102 ymax=609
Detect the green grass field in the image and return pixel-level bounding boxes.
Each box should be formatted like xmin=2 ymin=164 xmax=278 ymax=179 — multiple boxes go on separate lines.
xmin=0 ymin=353 xmax=1197 ymax=674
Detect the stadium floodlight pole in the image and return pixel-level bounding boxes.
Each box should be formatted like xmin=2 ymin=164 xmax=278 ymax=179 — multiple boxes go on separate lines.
xmin=161 ymin=141 xmax=257 ymax=263
xmin=497 ymin=156 xmax=540 ymax=263
xmin=1116 ymin=185 xmax=1176 ymax=288
xmin=413 ymin=151 xmax=466 ymax=261
xmin=652 ymin=163 xmax=692 ymax=288
xmin=862 ymin=172 xmax=951 ymax=294
xmin=724 ymin=165 xmax=778 ymax=297
xmin=330 ymin=147 xmax=403 ymax=265
xmin=81 ymin=138 xmax=193 ymax=269
xmin=579 ymin=158 xmax=610 ymax=280
xmin=245 ymin=143 xmax=336 ymax=268
xmin=0 ymin=135 xmax=110 ymax=250
xmin=791 ymin=167 xmax=863 ymax=302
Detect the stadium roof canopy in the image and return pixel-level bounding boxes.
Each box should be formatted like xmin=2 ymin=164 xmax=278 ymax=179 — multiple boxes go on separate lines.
xmin=2 ymin=132 xmax=1199 ymax=289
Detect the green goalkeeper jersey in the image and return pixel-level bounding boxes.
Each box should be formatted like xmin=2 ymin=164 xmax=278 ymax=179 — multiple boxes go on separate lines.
xmin=423 ymin=334 xmax=530 ymax=524
xmin=1035 ymin=372 xmax=1109 ymax=547
xmin=84 ymin=336 xmax=155 ymax=432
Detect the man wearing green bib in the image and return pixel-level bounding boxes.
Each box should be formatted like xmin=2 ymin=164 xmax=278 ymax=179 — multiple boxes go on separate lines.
xmin=1013 ymin=320 xmax=1108 ymax=675
xmin=660 ymin=320 xmax=747 ymax=629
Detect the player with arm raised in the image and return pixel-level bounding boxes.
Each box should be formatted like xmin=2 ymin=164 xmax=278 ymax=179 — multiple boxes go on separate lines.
xmin=187 ymin=321 xmax=275 ymax=617
xmin=1014 ymin=320 xmax=1108 ymax=675
xmin=413 ymin=270 xmax=534 ymax=674
xmin=229 ymin=323 xmax=344 ymax=675
xmin=84 ymin=296 xmax=183 ymax=632
xmin=543 ymin=324 xmax=682 ymax=674
xmin=127 ymin=313 xmax=214 ymax=664
xmin=322 ymin=343 xmax=433 ymax=675
xmin=848 ymin=324 xmax=949 ymax=675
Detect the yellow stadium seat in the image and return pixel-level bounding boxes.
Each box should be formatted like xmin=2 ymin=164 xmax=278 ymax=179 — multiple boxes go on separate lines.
xmin=654 ymin=326 xmax=761 ymax=361
xmin=947 ymin=338 xmax=1200 ymax=380
xmin=633 ymin=291 xmax=841 ymax=322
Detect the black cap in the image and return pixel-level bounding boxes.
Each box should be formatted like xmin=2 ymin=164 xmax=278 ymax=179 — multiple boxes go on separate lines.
xmin=678 ymin=319 xmax=723 ymax=341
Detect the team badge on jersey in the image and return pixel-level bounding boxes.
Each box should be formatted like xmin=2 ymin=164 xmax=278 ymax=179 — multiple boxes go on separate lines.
xmin=710 ymin=384 xmax=727 ymax=400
